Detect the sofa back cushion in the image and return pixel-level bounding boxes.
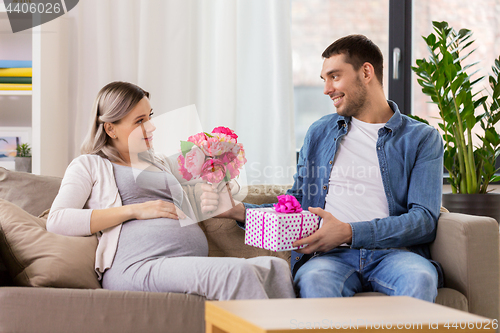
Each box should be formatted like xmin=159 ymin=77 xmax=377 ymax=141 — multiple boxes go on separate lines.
xmin=238 ymin=185 xmax=292 ymax=205
xmin=0 ymin=199 xmax=101 ymax=288
xmin=0 ymin=167 xmax=62 ymax=216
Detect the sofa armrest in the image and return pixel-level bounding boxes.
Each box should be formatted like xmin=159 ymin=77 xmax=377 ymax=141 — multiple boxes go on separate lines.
xmin=430 ymin=212 xmax=499 ymax=320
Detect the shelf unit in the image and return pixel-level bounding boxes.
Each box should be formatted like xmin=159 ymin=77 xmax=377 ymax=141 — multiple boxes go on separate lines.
xmin=0 ymin=90 xmax=31 ymax=96
xmin=0 ymin=8 xmax=32 ymax=173
xmin=0 ymin=10 xmax=69 ymax=177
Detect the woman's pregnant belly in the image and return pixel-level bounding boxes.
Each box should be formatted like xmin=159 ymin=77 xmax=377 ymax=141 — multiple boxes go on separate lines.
xmin=114 ymin=217 xmax=209 ymax=266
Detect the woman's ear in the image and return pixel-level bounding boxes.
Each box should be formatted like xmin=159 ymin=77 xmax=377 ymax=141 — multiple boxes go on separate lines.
xmin=104 ymin=123 xmax=116 ymax=139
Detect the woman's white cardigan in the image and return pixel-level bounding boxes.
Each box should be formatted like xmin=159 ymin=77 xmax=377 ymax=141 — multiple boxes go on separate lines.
xmin=46 ymin=154 xmax=198 ymax=279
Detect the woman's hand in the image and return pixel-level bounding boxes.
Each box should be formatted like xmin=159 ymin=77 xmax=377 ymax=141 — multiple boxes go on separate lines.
xmin=132 ymin=200 xmax=187 ymax=220
xmin=200 ymin=183 xmax=221 ymax=215
xmin=90 ymin=200 xmax=186 ymax=234
xmin=200 ymin=182 xmax=236 ymax=215
xmin=199 ymin=182 xmax=245 ymax=220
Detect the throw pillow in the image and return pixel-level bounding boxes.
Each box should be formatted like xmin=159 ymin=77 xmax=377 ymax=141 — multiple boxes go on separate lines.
xmin=0 ymin=255 xmax=13 ymax=286
xmin=0 ymin=167 xmax=62 ymax=216
xmin=0 ymin=199 xmax=101 ymax=289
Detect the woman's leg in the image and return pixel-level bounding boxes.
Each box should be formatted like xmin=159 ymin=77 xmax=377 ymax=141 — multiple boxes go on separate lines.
xmin=104 ymin=256 xmax=295 ymax=300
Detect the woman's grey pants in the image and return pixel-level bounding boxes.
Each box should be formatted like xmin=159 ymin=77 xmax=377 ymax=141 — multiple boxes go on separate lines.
xmin=102 ymin=256 xmax=296 ymax=300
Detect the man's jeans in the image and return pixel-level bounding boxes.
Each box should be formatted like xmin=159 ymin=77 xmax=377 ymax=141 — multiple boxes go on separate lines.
xmin=294 ymin=248 xmax=438 ymax=302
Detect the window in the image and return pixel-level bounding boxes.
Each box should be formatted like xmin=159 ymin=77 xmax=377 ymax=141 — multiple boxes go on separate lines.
xmin=292 ymin=0 xmax=500 ymax=172
xmin=291 ymin=0 xmax=390 ymax=152
xmin=411 ymin=0 xmax=500 ymax=132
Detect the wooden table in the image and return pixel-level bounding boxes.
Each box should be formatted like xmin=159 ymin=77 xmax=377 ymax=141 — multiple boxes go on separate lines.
xmin=205 ymin=296 xmax=495 ymax=332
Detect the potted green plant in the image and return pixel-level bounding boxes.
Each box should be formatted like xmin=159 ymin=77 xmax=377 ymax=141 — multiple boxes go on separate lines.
xmin=412 ymin=21 xmax=500 ymax=222
xmin=15 ymin=143 xmax=31 ymax=173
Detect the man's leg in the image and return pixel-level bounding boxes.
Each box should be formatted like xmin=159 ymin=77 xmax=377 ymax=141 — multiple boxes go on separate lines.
xmin=365 ymin=250 xmax=438 ymax=302
xmin=293 ymin=249 xmax=362 ymax=298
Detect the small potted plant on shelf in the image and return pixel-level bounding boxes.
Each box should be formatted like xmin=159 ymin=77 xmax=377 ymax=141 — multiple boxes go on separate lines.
xmin=15 ymin=143 xmax=31 ymax=173
xmin=412 ymin=21 xmax=500 ymax=222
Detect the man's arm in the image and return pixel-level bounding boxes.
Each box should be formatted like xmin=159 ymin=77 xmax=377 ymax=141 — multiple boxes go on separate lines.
xmin=295 ymin=128 xmax=443 ymax=252
xmin=215 ymin=202 xmax=246 ymax=221
xmin=349 ymin=128 xmax=443 ymax=249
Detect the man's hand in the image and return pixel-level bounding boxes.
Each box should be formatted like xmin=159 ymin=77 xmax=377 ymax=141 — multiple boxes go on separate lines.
xmin=292 ymin=207 xmax=352 ymax=254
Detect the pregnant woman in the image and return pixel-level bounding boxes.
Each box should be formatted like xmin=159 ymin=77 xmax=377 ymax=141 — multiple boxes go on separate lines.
xmin=47 ymin=81 xmax=295 ymax=300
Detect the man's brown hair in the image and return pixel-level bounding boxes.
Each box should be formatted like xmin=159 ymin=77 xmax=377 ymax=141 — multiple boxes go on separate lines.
xmin=322 ymin=34 xmax=384 ymax=85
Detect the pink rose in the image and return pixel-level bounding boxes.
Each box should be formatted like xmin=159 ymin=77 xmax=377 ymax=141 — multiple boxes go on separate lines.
xmin=177 ymin=154 xmax=193 ymax=181
xmin=188 ymin=132 xmax=208 ymax=146
xmin=201 ymin=159 xmax=227 ymax=183
xmin=274 ymin=195 xmax=302 ymax=213
xmin=212 ymin=132 xmax=237 ymax=145
xmin=208 ymin=134 xmax=238 ymax=160
xmin=212 ymin=127 xmax=238 ymax=141
xmin=231 ymin=143 xmax=240 ymax=156
xmin=235 ymin=143 xmax=246 ymax=165
xmin=219 ymin=152 xmax=236 ymax=164
xmin=201 ymin=137 xmax=226 ymax=157
xmin=227 ymin=161 xmax=240 ymax=179
xmin=228 ymin=151 xmax=245 ymax=178
xmin=184 ymin=145 xmax=206 ymax=178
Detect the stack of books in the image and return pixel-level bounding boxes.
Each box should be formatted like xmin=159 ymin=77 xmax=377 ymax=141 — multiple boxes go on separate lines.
xmin=0 ymin=60 xmax=32 ymax=91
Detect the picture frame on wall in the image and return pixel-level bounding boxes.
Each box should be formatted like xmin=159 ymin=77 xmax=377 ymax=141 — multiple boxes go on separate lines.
xmin=0 ymin=127 xmax=31 ymax=171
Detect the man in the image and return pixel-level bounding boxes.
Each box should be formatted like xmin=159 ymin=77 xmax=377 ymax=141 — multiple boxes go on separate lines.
xmin=202 ymin=34 xmax=443 ymax=301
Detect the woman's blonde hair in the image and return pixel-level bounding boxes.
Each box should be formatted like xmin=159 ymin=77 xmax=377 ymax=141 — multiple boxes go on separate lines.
xmin=81 ymin=81 xmax=150 ymax=163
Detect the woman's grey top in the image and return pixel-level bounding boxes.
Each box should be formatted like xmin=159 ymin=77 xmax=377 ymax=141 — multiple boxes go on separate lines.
xmin=111 ymin=163 xmax=208 ymax=266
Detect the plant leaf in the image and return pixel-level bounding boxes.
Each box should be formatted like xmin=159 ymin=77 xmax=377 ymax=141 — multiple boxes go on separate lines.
xmin=180 ymin=141 xmax=195 ymax=157
xmin=474 ymin=96 xmax=488 ymax=109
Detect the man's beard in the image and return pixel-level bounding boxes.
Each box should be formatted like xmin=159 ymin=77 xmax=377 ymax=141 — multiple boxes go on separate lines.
xmin=337 ymin=76 xmax=367 ymax=118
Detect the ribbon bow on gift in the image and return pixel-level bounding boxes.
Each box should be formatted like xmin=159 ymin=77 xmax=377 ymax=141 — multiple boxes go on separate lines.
xmin=257 ymin=195 xmax=305 ymax=249
xmin=273 ymin=195 xmax=303 ymax=213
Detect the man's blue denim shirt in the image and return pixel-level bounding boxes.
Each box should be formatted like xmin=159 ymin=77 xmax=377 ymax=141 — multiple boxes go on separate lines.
xmin=243 ymin=101 xmax=444 ymax=285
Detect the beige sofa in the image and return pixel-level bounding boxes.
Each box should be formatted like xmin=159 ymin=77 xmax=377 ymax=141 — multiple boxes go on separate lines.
xmin=0 ymin=167 xmax=498 ymax=333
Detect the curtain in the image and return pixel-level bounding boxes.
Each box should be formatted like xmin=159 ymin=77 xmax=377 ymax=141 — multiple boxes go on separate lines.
xmin=67 ymin=0 xmax=295 ymax=185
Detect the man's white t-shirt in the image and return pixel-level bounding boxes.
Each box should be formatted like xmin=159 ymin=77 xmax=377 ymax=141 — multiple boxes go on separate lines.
xmin=324 ymin=116 xmax=390 ymax=223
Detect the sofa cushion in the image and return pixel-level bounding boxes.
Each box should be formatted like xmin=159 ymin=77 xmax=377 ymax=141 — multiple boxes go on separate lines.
xmin=0 ymin=167 xmax=62 ymax=216
xmin=0 ymin=199 xmax=101 ymax=289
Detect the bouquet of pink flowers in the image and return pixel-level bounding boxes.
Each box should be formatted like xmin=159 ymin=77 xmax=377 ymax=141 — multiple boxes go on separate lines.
xmin=177 ymin=127 xmax=247 ymax=184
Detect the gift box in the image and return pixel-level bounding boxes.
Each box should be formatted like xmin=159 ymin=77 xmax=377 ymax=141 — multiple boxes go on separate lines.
xmin=245 ymin=207 xmax=319 ymax=252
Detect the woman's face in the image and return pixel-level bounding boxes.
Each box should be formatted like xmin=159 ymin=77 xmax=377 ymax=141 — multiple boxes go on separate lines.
xmin=109 ymin=96 xmax=156 ymax=157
